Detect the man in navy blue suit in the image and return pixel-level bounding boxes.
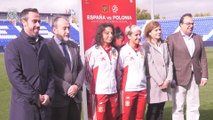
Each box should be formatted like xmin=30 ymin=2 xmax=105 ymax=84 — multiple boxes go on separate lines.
xmin=4 ymin=8 xmax=54 ymax=120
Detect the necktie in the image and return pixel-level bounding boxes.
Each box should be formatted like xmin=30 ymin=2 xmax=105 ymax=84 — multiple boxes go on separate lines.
xmin=60 ymin=42 xmax=71 ymax=68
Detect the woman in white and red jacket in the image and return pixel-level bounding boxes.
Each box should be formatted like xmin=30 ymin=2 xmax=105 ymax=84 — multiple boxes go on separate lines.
xmin=117 ymin=25 xmax=147 ymax=120
xmin=85 ymin=23 xmax=119 ymax=120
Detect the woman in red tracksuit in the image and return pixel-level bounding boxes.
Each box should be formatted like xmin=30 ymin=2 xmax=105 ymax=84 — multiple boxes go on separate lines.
xmin=117 ymin=25 xmax=147 ymax=120
xmin=85 ymin=23 xmax=119 ymax=120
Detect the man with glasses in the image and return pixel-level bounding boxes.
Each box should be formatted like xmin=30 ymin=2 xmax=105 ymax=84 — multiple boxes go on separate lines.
xmin=167 ymin=13 xmax=208 ymax=120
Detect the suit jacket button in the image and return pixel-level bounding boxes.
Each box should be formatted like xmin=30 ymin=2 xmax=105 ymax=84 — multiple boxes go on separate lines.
xmin=37 ymin=88 xmax=40 ymax=92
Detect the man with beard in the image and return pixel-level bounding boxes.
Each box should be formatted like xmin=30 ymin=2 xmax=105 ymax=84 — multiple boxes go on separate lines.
xmin=4 ymin=8 xmax=54 ymax=120
xmin=47 ymin=16 xmax=84 ymax=120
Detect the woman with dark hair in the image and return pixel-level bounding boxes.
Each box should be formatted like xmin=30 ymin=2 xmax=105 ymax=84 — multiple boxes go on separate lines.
xmin=142 ymin=21 xmax=173 ymax=120
xmin=112 ymin=26 xmax=125 ymax=50
xmin=85 ymin=23 xmax=119 ymax=120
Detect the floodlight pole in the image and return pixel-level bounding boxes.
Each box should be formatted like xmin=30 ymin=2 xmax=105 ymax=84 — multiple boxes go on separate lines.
xmin=151 ymin=0 xmax=154 ymax=20
xmin=79 ymin=1 xmax=88 ymax=120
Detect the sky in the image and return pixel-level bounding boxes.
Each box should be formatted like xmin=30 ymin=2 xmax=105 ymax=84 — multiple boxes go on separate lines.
xmin=0 ymin=0 xmax=213 ymax=19
xmin=137 ymin=0 xmax=213 ymax=19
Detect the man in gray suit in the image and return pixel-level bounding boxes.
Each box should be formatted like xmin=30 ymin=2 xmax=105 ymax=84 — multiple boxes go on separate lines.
xmin=167 ymin=13 xmax=208 ymax=120
xmin=4 ymin=8 xmax=54 ymax=120
xmin=47 ymin=16 xmax=85 ymax=120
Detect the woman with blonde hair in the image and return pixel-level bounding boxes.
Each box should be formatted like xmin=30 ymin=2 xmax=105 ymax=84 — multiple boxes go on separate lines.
xmin=118 ymin=25 xmax=147 ymax=120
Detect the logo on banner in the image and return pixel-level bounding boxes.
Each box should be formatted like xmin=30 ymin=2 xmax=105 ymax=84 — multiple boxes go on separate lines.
xmin=102 ymin=5 xmax=109 ymax=13
xmin=112 ymin=5 xmax=118 ymax=13
xmin=82 ymin=0 xmax=136 ymax=50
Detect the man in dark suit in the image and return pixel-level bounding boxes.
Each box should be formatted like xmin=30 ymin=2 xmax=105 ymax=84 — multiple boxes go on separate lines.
xmin=48 ymin=16 xmax=85 ymax=120
xmin=4 ymin=8 xmax=54 ymax=120
xmin=167 ymin=13 xmax=208 ymax=120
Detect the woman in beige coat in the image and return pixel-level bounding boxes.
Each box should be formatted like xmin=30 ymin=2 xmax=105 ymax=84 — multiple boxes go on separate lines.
xmin=142 ymin=21 xmax=173 ymax=120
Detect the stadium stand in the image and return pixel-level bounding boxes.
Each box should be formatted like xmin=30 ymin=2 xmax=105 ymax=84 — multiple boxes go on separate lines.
xmin=70 ymin=23 xmax=79 ymax=44
xmin=39 ymin=22 xmax=54 ymax=39
xmin=137 ymin=16 xmax=213 ymax=46
xmin=0 ymin=21 xmax=19 ymax=47
xmin=15 ymin=22 xmax=54 ymax=39
xmin=0 ymin=21 xmax=79 ymax=52
xmin=1 ymin=16 xmax=213 ymax=52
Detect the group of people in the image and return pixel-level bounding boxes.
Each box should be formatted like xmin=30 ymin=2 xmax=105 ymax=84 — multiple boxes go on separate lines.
xmin=84 ymin=22 xmax=169 ymax=120
xmin=5 ymin=8 xmax=84 ymax=120
xmin=4 ymin=8 xmax=208 ymax=120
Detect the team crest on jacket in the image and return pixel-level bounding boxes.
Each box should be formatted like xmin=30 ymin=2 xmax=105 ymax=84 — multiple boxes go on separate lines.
xmin=98 ymin=102 xmax=105 ymax=112
xmin=101 ymin=57 xmax=106 ymax=61
xmin=125 ymin=96 xmax=131 ymax=106
xmin=140 ymin=51 xmax=145 ymax=58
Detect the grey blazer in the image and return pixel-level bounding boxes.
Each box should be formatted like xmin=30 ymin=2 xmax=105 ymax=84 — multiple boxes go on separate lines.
xmin=47 ymin=38 xmax=85 ymax=107
xmin=167 ymin=31 xmax=208 ymax=86
xmin=143 ymin=41 xmax=173 ymax=103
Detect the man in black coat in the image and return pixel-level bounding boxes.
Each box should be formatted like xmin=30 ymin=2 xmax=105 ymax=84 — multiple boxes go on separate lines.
xmin=4 ymin=8 xmax=54 ymax=120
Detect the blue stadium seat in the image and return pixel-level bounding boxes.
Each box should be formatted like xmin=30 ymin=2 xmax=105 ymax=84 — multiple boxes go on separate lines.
xmin=137 ymin=16 xmax=213 ymax=43
xmin=70 ymin=23 xmax=79 ymax=44
xmin=0 ymin=21 xmax=20 ymax=46
xmin=1 ymin=16 xmax=213 ymax=48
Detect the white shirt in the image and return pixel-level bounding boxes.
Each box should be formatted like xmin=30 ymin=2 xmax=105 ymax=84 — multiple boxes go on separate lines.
xmin=181 ymin=32 xmax=195 ymax=57
xmin=181 ymin=31 xmax=195 ymax=71
xmin=54 ymin=37 xmax=72 ymax=63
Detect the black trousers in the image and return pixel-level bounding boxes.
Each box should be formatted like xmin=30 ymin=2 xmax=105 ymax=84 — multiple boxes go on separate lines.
xmin=50 ymin=99 xmax=81 ymax=120
xmin=146 ymin=102 xmax=165 ymax=120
